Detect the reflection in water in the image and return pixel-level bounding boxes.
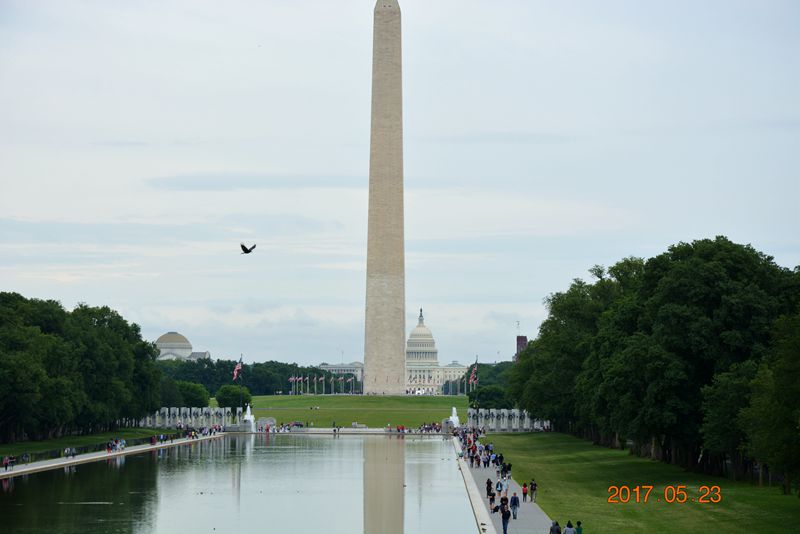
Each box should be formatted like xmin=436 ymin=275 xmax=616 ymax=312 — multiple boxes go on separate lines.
xmin=364 ymin=436 xmax=404 ymax=534
xmin=0 ymin=435 xmax=474 ymax=534
xmin=0 ymin=444 xmax=160 ymax=534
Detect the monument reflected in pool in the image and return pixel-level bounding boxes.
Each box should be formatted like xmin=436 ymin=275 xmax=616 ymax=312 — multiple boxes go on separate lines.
xmin=364 ymin=436 xmax=405 ymax=534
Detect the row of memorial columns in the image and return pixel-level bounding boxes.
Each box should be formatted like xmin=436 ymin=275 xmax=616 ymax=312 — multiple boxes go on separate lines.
xmin=466 ymin=408 xmax=550 ymax=432
xmin=136 ymin=407 xmax=245 ymax=429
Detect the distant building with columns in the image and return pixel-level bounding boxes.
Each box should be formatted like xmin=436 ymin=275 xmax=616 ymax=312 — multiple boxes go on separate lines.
xmin=318 ymin=361 xmax=364 ymax=382
xmin=405 ymin=309 xmax=468 ymax=395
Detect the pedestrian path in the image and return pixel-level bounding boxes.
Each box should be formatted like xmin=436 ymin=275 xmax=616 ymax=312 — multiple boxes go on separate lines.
xmin=464 ymin=460 xmax=553 ymax=534
xmin=0 ymin=433 xmax=223 ymax=480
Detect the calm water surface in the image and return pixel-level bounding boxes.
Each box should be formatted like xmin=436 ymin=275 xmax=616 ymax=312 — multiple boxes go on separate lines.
xmin=1 ymin=434 xmax=475 ymax=534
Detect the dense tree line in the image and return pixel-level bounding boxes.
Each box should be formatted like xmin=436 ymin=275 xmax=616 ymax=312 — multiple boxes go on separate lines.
xmin=508 ymin=237 xmax=800 ymax=494
xmin=157 ymin=358 xmax=347 ymax=397
xmin=442 ymin=361 xmax=513 ymax=395
xmin=0 ymin=293 xmax=162 ymax=444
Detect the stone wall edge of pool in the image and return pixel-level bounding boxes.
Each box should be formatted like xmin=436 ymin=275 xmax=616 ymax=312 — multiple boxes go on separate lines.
xmin=451 ymin=437 xmax=498 ymax=534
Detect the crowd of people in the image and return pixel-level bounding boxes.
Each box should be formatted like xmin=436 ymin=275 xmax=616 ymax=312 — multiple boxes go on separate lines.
xmin=417 ymin=422 xmax=443 ymax=433
xmin=548 ymin=520 xmax=583 ymax=534
xmin=2 ymin=452 xmax=30 ymax=471
xmin=105 ymin=438 xmax=127 ymax=453
xmin=455 ymin=426 xmax=584 ymax=534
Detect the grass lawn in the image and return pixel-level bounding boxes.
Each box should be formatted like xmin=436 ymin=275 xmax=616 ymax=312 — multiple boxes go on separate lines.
xmin=0 ymin=428 xmax=168 ymax=457
xmin=487 ymin=433 xmax=800 ymax=534
xmin=215 ymin=394 xmax=468 ymax=428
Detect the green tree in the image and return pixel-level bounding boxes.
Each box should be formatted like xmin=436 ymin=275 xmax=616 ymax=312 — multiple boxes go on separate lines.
xmin=159 ymin=376 xmax=183 ymax=407
xmin=0 ymin=292 xmax=161 ymax=443
xmin=214 ymin=384 xmax=252 ymax=408
xmin=176 ymin=381 xmax=210 ymax=408
xmin=468 ymin=385 xmax=512 ymax=409
xmin=700 ymin=360 xmax=757 ymax=478
xmin=507 ymin=238 xmax=800 ymax=473
xmin=740 ymin=311 xmax=800 ymax=495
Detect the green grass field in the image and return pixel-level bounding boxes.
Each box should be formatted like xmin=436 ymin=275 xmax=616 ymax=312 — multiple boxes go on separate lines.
xmin=488 ymin=433 xmax=799 ymax=534
xmin=0 ymin=428 xmax=167 ymax=457
xmin=231 ymin=394 xmax=468 ymax=429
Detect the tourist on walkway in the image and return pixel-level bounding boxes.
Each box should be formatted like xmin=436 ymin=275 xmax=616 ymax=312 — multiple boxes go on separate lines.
xmin=486 ymin=478 xmax=493 ymax=497
xmin=563 ymin=520 xmax=577 ymax=534
xmin=495 ymin=477 xmax=503 ymax=494
xmin=2 ymin=455 xmax=8 ymax=471
xmin=522 ymin=482 xmax=528 ymax=502
xmin=500 ymin=503 xmax=511 ymax=534
xmin=549 ymin=520 xmax=562 ymax=534
xmin=510 ymin=492 xmax=520 ymax=519
xmin=576 ymin=520 xmax=583 ymax=534
xmin=530 ymin=479 xmax=538 ymax=503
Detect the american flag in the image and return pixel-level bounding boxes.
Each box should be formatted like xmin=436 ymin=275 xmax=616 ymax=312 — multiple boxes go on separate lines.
xmin=468 ymin=360 xmax=478 ymax=384
xmin=232 ymin=357 xmax=243 ymax=381
xmin=305 ymin=376 xmax=310 ymax=382
xmin=318 ymin=375 xmax=325 ymax=382
xmin=289 ymin=376 xmax=295 ymax=383
xmin=346 ymin=377 xmax=353 ymax=383
xmin=338 ymin=376 xmax=344 ymax=382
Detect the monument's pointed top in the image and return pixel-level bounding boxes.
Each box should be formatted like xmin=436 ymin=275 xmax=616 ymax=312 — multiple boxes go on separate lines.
xmin=374 ymin=0 xmax=400 ymax=11
xmin=418 ymin=308 xmax=424 ymax=325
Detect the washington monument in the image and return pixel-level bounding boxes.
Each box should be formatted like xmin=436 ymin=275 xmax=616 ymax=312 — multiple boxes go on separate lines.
xmin=363 ymin=0 xmax=406 ymax=395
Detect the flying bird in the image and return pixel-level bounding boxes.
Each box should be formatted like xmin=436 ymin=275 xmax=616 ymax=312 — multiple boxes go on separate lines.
xmin=240 ymin=243 xmax=256 ymax=254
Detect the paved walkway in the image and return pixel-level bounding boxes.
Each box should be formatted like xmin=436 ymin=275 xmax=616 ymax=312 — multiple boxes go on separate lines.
xmin=0 ymin=433 xmax=223 ymax=480
xmin=464 ymin=458 xmax=553 ymax=534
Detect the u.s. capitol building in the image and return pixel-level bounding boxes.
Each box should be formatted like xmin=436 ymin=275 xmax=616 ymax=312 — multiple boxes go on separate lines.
xmin=405 ymin=309 xmax=467 ymax=395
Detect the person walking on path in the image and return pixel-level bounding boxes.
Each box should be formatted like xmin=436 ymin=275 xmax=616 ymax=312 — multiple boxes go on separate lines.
xmin=501 ymin=503 xmax=512 ymax=534
xmin=2 ymin=455 xmax=8 ymax=472
xmin=530 ymin=479 xmax=538 ymax=503
xmin=575 ymin=521 xmax=583 ymax=534
xmin=549 ymin=520 xmax=562 ymax=534
xmin=522 ymin=482 xmax=528 ymax=502
xmin=510 ymin=492 xmax=520 ymax=519
xmin=486 ymin=478 xmax=493 ymax=498
xmin=563 ymin=520 xmax=577 ymax=534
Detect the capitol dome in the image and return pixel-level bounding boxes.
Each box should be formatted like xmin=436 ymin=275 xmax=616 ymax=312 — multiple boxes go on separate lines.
xmin=406 ymin=309 xmax=438 ymax=364
xmin=155 ymin=331 xmax=193 ymax=360
xmin=409 ymin=314 xmax=434 ymax=340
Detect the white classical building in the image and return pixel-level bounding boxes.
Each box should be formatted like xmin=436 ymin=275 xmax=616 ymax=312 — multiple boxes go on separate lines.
xmin=155 ymin=331 xmax=210 ymax=361
xmin=406 ymin=309 xmax=468 ymax=395
xmin=318 ymin=361 xmax=364 ymax=382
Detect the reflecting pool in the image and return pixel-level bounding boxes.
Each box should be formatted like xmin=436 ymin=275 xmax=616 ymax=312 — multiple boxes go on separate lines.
xmin=1 ymin=434 xmax=475 ymax=534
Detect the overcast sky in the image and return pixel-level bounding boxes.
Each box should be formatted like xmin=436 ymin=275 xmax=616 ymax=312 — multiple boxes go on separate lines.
xmin=2 ymin=0 xmax=798 ymax=366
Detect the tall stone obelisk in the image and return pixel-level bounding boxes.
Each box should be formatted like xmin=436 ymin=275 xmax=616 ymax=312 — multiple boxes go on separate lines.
xmin=364 ymin=0 xmax=405 ymax=395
